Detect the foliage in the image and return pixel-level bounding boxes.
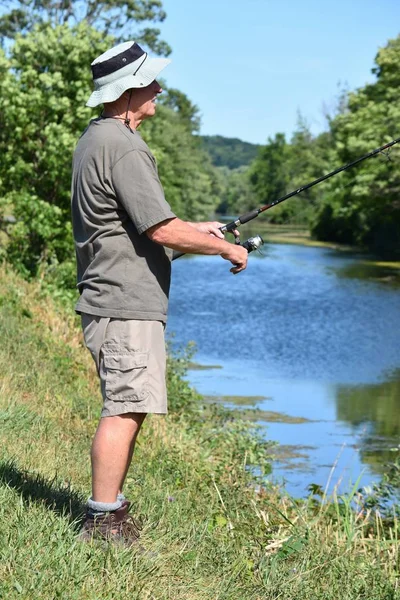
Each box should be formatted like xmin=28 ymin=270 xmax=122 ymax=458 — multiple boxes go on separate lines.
xmin=245 ymin=37 xmax=400 ymax=258
xmin=0 ymin=23 xmax=112 ymax=277
xmin=201 ymin=135 xmax=260 ymax=170
xmin=249 ymin=132 xmax=290 ymax=220
xmin=214 ymin=166 xmax=256 ymax=215
xmin=248 ymin=120 xmax=333 ymax=225
xmin=0 ymin=22 xmax=220 ymax=278
xmin=161 ymin=87 xmax=201 ymax=133
xmin=0 ymin=0 xmax=171 ymax=54
xmin=141 ymin=103 xmax=219 ymax=221
xmin=165 ymin=339 xmax=200 ymax=415
xmin=200 ymin=135 xmax=261 ymax=216
xmin=359 ymin=459 xmax=400 ymax=518
xmin=312 ymin=37 xmax=400 ymax=257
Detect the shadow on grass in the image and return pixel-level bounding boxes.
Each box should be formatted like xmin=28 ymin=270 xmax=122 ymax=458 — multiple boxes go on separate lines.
xmin=0 ymin=459 xmax=85 ymax=527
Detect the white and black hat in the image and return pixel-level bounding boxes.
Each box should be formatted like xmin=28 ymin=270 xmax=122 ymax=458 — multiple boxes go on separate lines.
xmin=86 ymin=41 xmax=171 ymax=108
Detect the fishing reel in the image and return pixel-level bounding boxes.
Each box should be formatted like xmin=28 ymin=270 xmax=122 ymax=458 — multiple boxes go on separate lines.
xmin=232 ymin=232 xmax=265 ymax=254
xmin=242 ymin=234 xmax=264 ymax=253
xmin=221 ymin=214 xmax=264 ymax=254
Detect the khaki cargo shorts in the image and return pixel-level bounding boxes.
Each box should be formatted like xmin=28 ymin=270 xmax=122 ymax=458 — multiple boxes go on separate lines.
xmin=81 ymin=314 xmax=167 ymax=417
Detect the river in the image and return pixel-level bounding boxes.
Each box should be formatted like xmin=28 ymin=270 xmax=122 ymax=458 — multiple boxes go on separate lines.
xmin=167 ymin=242 xmax=400 ymax=497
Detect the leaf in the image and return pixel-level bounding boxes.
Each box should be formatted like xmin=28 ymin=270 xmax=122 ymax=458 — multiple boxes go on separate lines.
xmin=215 ymin=514 xmax=227 ymax=528
xmin=277 ymin=534 xmax=308 ymax=558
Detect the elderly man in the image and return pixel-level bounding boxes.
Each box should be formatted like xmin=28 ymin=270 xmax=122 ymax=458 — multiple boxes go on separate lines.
xmin=71 ymin=40 xmax=248 ymax=545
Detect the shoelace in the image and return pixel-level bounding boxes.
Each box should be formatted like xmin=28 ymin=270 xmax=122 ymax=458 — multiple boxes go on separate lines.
xmin=112 ymin=513 xmax=142 ymax=538
xmin=118 ymin=519 xmax=141 ymax=539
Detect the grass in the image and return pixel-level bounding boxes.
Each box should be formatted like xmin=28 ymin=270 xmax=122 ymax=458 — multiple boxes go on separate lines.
xmin=0 ymin=264 xmax=399 ymax=599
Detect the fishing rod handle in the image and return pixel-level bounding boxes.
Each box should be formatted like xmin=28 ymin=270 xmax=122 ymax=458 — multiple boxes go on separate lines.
xmin=220 ymin=208 xmax=260 ymax=233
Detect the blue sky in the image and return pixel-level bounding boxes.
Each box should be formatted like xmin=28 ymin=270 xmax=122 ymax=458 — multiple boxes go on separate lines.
xmin=158 ymin=0 xmax=400 ymax=144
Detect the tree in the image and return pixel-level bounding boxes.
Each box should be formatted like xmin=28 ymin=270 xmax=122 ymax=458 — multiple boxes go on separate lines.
xmin=201 ymin=136 xmax=260 ymax=170
xmin=285 ymin=118 xmax=334 ymax=225
xmin=160 ymin=88 xmax=201 ymax=134
xmin=0 ymin=22 xmax=112 ymax=276
xmin=249 ymin=133 xmax=289 ymax=208
xmin=0 ymin=22 xmax=220 ymax=279
xmin=214 ymin=166 xmax=255 ymax=216
xmin=312 ymin=36 xmax=400 ymax=256
xmin=141 ymin=104 xmax=218 ymax=220
xmin=247 ymin=116 xmax=334 ymax=226
xmin=0 ymin=0 xmax=171 ymax=54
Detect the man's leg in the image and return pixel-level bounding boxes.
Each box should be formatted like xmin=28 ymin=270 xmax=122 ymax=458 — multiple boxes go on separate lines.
xmin=79 ymin=317 xmax=167 ymax=544
xmin=90 ymin=412 xmax=146 ymax=503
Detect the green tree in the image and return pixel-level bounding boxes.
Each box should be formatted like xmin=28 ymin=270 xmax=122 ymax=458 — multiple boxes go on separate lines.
xmin=312 ymin=36 xmax=400 ymax=256
xmin=161 ymin=88 xmax=201 ymax=134
xmin=249 ymin=133 xmax=289 ymax=219
xmin=247 ymin=118 xmax=334 ymax=226
xmin=141 ymin=104 xmax=218 ymax=220
xmin=201 ymin=135 xmax=260 ymax=170
xmin=215 ymin=166 xmax=255 ymax=216
xmin=0 ymin=0 xmax=171 ymax=54
xmin=0 ymin=22 xmax=220 ymax=279
xmin=285 ymin=119 xmax=333 ymax=225
xmin=248 ymin=131 xmax=305 ymax=224
xmin=199 ymin=135 xmax=260 ymax=217
xmin=0 ymin=22 xmax=111 ymax=276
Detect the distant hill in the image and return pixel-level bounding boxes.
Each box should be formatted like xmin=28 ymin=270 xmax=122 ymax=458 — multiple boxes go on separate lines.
xmin=200 ymin=135 xmax=261 ymax=170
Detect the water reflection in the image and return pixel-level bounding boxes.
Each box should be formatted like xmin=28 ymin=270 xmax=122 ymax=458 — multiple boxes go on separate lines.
xmin=335 ymin=370 xmax=400 ymax=474
xmin=333 ymin=262 xmax=400 ymax=287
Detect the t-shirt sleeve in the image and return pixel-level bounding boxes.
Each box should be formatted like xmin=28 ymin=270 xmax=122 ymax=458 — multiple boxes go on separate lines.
xmin=111 ymin=149 xmax=176 ymax=234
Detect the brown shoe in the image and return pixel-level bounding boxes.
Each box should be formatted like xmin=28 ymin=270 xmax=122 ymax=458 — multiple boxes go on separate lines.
xmin=79 ymin=501 xmax=142 ymax=547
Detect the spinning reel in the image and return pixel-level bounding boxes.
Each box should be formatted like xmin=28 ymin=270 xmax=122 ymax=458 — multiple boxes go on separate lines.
xmin=220 ymin=218 xmax=264 ymax=255
xmin=232 ymin=232 xmax=264 ymax=254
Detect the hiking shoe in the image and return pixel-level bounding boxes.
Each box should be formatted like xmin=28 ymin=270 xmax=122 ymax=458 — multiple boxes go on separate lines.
xmin=79 ymin=501 xmax=142 ymax=547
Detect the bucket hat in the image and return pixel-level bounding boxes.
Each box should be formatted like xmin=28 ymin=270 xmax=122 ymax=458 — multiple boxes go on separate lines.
xmin=86 ymin=41 xmax=171 ymax=108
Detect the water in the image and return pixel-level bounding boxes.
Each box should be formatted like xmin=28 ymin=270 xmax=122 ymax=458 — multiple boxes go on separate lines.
xmin=167 ymin=243 xmax=400 ymax=497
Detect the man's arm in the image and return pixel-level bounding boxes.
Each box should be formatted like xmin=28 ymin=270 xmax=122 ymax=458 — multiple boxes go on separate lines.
xmin=146 ymin=217 xmax=248 ymax=274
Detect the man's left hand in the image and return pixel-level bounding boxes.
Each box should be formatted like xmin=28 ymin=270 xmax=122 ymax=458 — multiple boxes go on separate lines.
xmin=189 ymin=221 xmax=240 ymax=239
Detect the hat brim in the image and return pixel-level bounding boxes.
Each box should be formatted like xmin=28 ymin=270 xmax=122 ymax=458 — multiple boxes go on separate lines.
xmin=86 ymin=57 xmax=171 ymax=108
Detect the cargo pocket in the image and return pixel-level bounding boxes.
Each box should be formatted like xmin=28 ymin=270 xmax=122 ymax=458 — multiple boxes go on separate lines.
xmin=103 ymin=351 xmax=149 ymax=402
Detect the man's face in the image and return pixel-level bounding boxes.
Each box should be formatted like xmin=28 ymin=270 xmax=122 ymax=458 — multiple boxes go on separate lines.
xmin=130 ymin=80 xmax=162 ymax=121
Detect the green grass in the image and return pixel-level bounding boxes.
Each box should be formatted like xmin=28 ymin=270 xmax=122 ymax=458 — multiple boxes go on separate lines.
xmin=0 ymin=264 xmax=399 ymax=600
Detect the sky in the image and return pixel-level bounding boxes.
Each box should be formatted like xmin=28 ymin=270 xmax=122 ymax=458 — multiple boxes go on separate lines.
xmin=157 ymin=0 xmax=400 ymax=144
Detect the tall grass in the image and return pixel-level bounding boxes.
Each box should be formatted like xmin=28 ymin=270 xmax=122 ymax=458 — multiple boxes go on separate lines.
xmin=0 ymin=264 xmax=399 ymax=599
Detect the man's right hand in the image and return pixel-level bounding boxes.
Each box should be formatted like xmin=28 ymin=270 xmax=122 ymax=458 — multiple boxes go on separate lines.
xmin=147 ymin=217 xmax=248 ymax=273
xmin=221 ymin=243 xmax=248 ymax=274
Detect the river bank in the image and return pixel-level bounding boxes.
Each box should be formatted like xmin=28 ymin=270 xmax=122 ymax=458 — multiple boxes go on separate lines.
xmin=0 ymin=265 xmax=399 ymax=599
xmin=239 ymin=222 xmax=400 ymax=270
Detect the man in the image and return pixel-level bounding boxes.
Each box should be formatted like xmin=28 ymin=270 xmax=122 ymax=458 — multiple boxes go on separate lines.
xmin=71 ymin=40 xmax=248 ymax=546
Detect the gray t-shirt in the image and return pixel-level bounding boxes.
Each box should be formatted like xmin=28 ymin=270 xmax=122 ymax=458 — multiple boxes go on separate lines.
xmin=71 ymin=118 xmax=176 ymax=322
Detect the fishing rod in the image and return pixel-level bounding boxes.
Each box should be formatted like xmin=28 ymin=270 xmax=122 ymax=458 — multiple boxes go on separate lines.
xmin=173 ymin=136 xmax=400 ymax=260
xmin=221 ymin=136 xmax=400 ymax=238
